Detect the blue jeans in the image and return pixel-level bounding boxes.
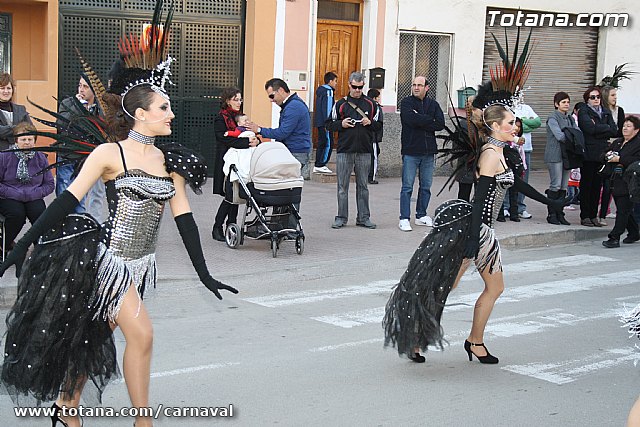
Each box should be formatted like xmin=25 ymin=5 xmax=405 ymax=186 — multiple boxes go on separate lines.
xmin=292 ymin=150 xmax=311 ymax=181
xmin=55 ymin=163 xmax=86 ymax=214
xmin=400 ymin=154 xmax=434 ymax=220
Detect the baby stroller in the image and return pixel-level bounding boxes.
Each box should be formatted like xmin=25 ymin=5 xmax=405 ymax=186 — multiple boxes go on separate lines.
xmin=224 ymin=141 xmax=305 ymax=257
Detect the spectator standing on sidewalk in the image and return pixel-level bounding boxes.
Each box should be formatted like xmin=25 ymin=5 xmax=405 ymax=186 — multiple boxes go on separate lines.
xmin=577 ymin=86 xmax=617 ymax=227
xmin=511 ymin=94 xmax=541 ymax=219
xmin=0 ymin=73 xmax=33 ymax=150
xmin=56 ymin=74 xmax=107 ymax=223
xmin=313 ymin=72 xmax=337 ymax=174
xmin=367 ymin=88 xmax=383 ymax=184
xmin=397 ymin=76 xmax=445 ymax=232
xmin=248 ymin=78 xmax=312 ymax=179
xmin=598 ymin=85 xmax=626 ymax=225
xmin=326 ymin=71 xmax=381 ymax=230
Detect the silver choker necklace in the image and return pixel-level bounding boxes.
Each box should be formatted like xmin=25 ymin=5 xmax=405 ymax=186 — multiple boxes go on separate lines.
xmin=128 ymin=129 xmax=156 ymax=145
xmin=488 ymin=137 xmax=507 ymax=148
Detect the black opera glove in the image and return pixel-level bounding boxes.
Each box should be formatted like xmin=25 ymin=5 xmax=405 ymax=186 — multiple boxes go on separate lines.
xmin=512 ymin=175 xmax=571 ymax=214
xmin=174 ymin=212 xmax=238 ymax=300
xmin=0 ymin=190 xmax=79 ymax=278
xmin=464 ymin=175 xmax=493 ymax=259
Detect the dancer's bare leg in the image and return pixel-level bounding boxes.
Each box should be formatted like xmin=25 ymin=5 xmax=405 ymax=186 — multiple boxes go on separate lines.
xmin=413 ymin=259 xmax=472 ymax=354
xmin=116 ymin=285 xmax=154 ymax=427
xmin=628 ymin=396 xmax=640 ymax=427
xmin=467 ymin=268 xmax=504 ymax=357
xmin=55 ymin=383 xmax=85 ymax=427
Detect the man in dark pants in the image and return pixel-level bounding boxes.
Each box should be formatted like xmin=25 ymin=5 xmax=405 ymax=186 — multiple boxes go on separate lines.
xmin=326 ymin=71 xmax=381 ymax=229
xmin=313 ymin=72 xmax=337 ymax=174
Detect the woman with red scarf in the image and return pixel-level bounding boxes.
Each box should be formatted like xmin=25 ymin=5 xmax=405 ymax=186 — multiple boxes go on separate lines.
xmin=212 ymin=87 xmax=259 ymax=241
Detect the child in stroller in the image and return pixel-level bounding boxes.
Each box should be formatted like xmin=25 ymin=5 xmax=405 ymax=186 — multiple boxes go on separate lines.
xmin=223 ymin=141 xmax=305 ymax=257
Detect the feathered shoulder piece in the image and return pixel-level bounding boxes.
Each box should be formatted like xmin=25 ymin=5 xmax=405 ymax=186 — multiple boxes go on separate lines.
xmin=157 ymin=142 xmax=207 ymax=194
xmin=473 ymin=27 xmax=534 ymax=110
xmin=436 ymin=88 xmax=482 ymax=194
xmin=109 ymin=0 xmax=174 ymax=98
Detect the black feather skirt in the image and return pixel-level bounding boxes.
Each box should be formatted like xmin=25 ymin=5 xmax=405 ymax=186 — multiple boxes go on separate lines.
xmin=383 ymin=200 xmax=473 ymax=356
xmin=1 ymin=214 xmax=119 ymax=405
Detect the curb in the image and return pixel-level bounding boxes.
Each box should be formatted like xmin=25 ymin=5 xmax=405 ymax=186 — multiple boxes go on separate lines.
xmin=500 ymin=227 xmax=610 ymax=249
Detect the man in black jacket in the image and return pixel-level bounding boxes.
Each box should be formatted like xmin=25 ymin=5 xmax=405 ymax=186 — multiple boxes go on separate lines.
xmin=398 ymin=76 xmax=445 ymax=232
xmin=326 ymin=71 xmax=381 ymax=229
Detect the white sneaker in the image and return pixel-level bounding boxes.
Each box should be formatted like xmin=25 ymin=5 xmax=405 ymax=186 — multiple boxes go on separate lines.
xmin=504 ymin=209 xmax=510 ymax=217
xmin=564 ymin=205 xmax=576 ymax=211
xmin=415 ymin=216 xmax=433 ymax=227
xmin=313 ymin=166 xmax=333 ymax=174
xmin=606 ymin=212 xmax=616 ymax=219
xmin=520 ymin=211 xmax=532 ymax=219
xmin=399 ymin=219 xmax=412 ymax=231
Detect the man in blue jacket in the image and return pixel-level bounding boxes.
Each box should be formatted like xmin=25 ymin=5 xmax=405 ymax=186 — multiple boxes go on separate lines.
xmin=313 ymin=72 xmax=337 ymax=174
xmin=249 ymin=78 xmax=312 ymax=178
xmin=398 ymin=76 xmax=445 ymax=231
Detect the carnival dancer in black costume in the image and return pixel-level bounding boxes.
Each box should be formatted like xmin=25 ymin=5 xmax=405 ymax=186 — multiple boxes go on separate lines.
xmin=0 ymin=2 xmax=236 ymax=426
xmin=383 ymin=28 xmax=568 ymax=364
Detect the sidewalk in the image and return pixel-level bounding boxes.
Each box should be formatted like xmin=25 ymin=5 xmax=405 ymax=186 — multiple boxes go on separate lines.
xmin=0 ymin=171 xmax=610 ymax=306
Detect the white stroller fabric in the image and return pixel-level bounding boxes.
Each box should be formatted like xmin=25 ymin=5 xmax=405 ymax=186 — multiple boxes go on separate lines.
xmin=223 ymin=147 xmax=256 ymax=182
xmin=250 ymin=141 xmax=304 ymax=191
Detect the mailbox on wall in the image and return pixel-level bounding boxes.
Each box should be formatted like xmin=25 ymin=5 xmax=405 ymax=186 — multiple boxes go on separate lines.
xmin=369 ymin=67 xmax=385 ymax=89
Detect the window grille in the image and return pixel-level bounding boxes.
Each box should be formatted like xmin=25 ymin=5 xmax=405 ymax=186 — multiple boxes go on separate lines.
xmin=396 ymin=32 xmax=451 ymax=112
xmin=0 ymin=14 xmax=11 ymax=74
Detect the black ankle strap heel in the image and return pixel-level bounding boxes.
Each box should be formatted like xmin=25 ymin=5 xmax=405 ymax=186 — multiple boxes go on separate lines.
xmin=464 ymin=340 xmax=499 ymax=364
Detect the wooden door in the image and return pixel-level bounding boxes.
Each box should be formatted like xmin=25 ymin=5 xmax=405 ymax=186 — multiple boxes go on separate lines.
xmin=313 ymin=21 xmax=361 ymax=146
xmin=315 ymin=21 xmax=361 ymax=100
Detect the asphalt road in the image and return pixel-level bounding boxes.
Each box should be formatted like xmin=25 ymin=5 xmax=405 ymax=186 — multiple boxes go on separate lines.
xmin=2 ymin=237 xmax=638 ymax=426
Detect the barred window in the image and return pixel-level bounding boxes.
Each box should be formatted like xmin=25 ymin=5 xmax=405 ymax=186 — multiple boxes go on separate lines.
xmin=397 ymin=32 xmax=451 ymax=112
xmin=0 ymin=14 xmax=10 ymax=74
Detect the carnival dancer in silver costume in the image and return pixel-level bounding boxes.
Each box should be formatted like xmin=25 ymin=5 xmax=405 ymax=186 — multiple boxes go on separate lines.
xmin=384 ymin=28 xmax=568 ymax=365
xmin=0 ymin=2 xmax=236 ymax=426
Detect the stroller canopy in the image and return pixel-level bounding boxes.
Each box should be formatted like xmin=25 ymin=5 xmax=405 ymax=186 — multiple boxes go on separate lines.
xmin=250 ymin=141 xmax=304 ymax=191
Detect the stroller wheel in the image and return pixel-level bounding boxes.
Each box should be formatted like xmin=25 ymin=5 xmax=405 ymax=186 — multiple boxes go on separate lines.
xmin=225 ymin=223 xmax=241 ymax=249
xmin=295 ymin=235 xmax=304 ymax=255
xmin=271 ymin=238 xmax=278 ymax=258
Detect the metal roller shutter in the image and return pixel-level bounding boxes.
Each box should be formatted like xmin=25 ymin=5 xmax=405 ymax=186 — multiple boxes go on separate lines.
xmin=482 ymin=8 xmax=598 ymax=169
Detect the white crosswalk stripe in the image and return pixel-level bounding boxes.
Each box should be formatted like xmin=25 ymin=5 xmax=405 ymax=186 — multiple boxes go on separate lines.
xmin=312 ymin=269 xmax=640 ymax=328
xmin=243 ymin=255 xmax=617 ymax=308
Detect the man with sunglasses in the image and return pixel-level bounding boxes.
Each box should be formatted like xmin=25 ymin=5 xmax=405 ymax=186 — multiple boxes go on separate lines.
xmin=326 ymin=71 xmax=381 ymax=229
xmin=398 ymin=76 xmax=445 ymax=232
xmin=248 ymin=78 xmax=312 ymax=178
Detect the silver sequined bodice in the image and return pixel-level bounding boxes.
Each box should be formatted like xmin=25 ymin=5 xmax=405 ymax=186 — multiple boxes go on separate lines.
xmin=100 ymin=170 xmax=175 ymax=260
xmin=478 ymin=169 xmax=514 ymax=228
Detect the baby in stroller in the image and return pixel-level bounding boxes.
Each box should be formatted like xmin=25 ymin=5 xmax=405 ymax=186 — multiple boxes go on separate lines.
xmin=223 ymin=141 xmax=305 ymax=257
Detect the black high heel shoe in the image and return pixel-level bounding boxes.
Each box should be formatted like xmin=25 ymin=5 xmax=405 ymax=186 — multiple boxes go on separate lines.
xmin=409 ymin=352 xmax=426 ymax=363
xmin=464 ymin=340 xmax=499 ymax=364
xmin=50 ymin=403 xmax=83 ymax=427
xmin=50 ymin=403 xmax=68 ymax=427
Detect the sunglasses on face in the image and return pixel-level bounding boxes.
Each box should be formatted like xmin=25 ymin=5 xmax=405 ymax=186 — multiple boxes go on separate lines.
xmin=589 ymin=95 xmax=601 ymax=100
xmin=350 ymin=84 xmax=364 ymax=90
xmin=268 ymin=93 xmax=276 ymax=99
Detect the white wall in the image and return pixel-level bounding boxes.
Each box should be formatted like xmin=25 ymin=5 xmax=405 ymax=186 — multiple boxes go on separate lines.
xmin=383 ymin=0 xmax=640 ymax=112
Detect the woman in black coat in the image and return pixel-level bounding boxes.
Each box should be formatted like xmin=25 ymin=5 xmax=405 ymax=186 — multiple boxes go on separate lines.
xmin=0 ymin=73 xmax=33 ymax=150
xmin=602 ymin=116 xmax=640 ymax=248
xmin=577 ymin=86 xmax=618 ymax=227
xmin=211 ymin=87 xmax=258 ymax=241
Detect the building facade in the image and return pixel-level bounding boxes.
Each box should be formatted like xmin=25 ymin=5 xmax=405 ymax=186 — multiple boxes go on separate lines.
xmin=1 ymin=0 xmax=638 ymax=174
